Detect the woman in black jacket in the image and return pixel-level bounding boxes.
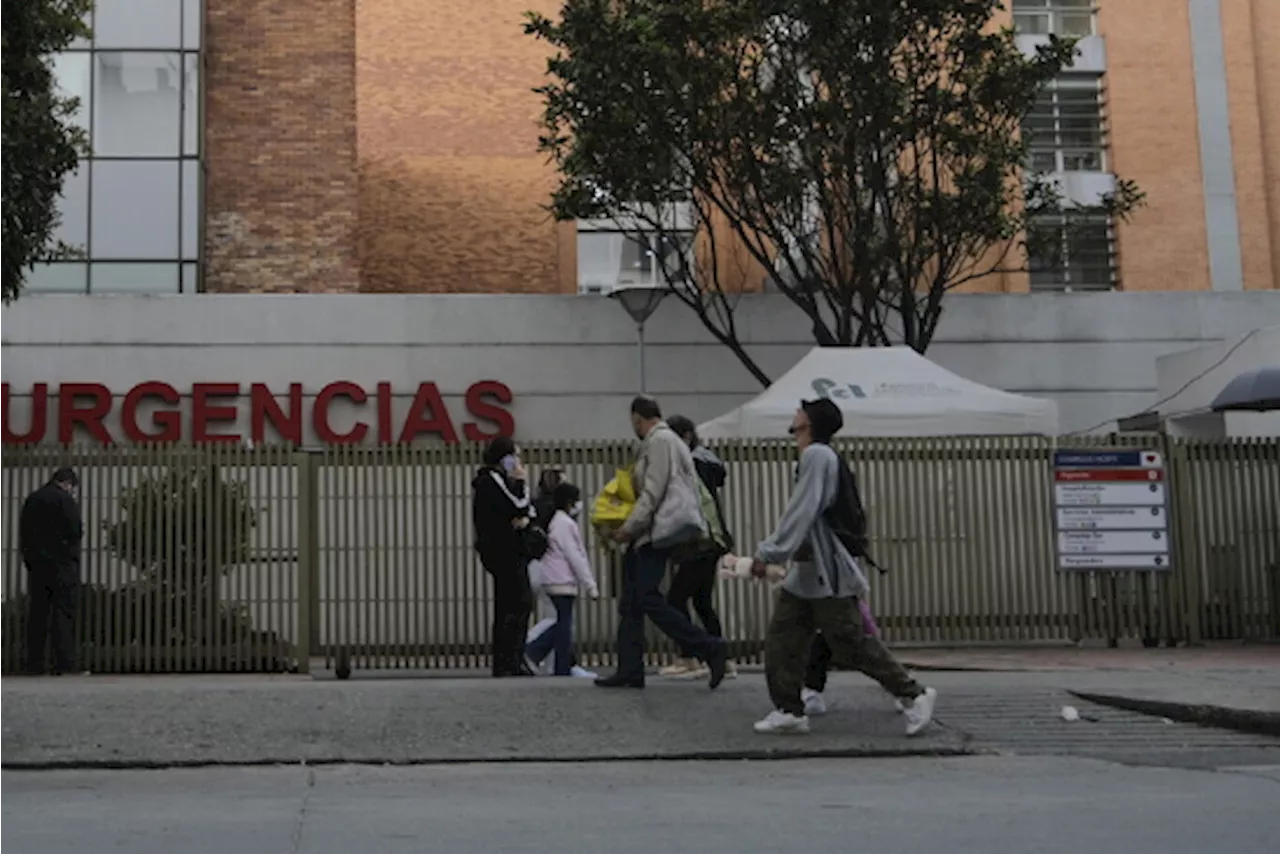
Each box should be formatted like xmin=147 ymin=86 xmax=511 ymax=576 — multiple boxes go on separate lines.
xmin=472 ymin=437 xmax=536 ymax=677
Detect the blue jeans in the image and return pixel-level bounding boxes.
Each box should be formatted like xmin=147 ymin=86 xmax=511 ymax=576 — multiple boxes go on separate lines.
xmin=615 ymin=544 xmax=723 ymax=680
xmin=526 ymin=595 xmax=576 ymax=676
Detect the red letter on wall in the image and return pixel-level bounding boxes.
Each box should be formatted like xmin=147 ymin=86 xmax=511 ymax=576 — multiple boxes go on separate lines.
xmin=464 ymin=381 xmax=515 ymax=442
xmin=250 ymin=383 xmax=303 ymax=445
xmin=192 ymin=383 xmax=241 ymax=444
xmin=2 ymin=383 xmax=49 ymax=444
xmin=122 ymin=382 xmax=181 ymax=442
xmin=376 ymin=382 xmax=394 ymax=444
xmin=314 ymin=382 xmax=368 ymax=444
xmin=58 ymin=383 xmax=113 ymax=444
xmin=399 ymin=383 xmax=459 ymax=444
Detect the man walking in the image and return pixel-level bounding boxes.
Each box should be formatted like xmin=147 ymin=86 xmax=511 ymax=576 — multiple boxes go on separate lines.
xmin=20 ymin=468 xmax=84 ymax=676
xmin=659 ymin=415 xmax=735 ymax=680
xmin=750 ymin=400 xmax=936 ymax=736
xmin=596 ymin=397 xmax=729 ymax=689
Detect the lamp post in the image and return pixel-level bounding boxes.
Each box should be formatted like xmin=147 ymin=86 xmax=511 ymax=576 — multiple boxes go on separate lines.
xmin=609 ymin=285 xmax=669 ymax=393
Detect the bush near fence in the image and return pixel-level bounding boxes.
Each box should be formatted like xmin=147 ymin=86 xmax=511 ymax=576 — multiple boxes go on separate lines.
xmin=3 ymin=436 xmax=1277 ymax=674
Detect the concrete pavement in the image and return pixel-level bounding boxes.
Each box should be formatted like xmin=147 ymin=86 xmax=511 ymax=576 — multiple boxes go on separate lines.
xmin=5 ymin=756 xmax=1280 ymax=854
xmin=3 ymin=659 xmax=1277 ymax=768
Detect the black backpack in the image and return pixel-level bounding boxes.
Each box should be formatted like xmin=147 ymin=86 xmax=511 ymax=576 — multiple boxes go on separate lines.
xmin=825 ymin=457 xmax=887 ymax=575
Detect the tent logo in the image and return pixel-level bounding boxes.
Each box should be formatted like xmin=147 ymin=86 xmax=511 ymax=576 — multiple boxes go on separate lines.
xmin=812 ymin=378 xmax=866 ymax=400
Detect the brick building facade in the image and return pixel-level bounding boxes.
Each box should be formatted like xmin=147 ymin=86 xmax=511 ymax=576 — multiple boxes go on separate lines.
xmin=29 ymin=1 xmax=1280 ymax=296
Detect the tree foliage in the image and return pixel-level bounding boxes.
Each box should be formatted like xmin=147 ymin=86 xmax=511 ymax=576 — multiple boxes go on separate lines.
xmin=526 ymin=0 xmax=1143 ymax=383
xmin=105 ymin=465 xmax=261 ymax=594
xmin=2 ymin=0 xmax=92 ymax=303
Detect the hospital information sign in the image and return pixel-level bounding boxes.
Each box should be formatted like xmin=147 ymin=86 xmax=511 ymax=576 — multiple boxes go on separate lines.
xmin=1053 ymin=449 xmax=1172 ymax=572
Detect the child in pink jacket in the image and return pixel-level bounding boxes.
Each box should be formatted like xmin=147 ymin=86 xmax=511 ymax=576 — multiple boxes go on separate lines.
xmin=525 ymin=483 xmax=599 ymax=676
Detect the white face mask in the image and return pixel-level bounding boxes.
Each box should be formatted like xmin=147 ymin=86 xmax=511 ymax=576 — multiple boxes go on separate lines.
xmin=569 ymin=501 xmax=583 ymax=519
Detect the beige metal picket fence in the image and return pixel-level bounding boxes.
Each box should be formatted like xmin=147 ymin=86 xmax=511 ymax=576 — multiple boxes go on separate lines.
xmin=3 ymin=435 xmax=1277 ymax=674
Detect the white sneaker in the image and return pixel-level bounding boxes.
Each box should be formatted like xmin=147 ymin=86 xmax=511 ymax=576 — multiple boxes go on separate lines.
xmin=903 ymin=687 xmax=937 ymax=737
xmin=890 ymin=693 xmax=905 ymax=714
xmin=801 ymin=688 xmax=828 ymax=716
xmin=753 ymin=709 xmax=811 ymax=735
xmin=569 ymin=666 xmax=598 ymax=679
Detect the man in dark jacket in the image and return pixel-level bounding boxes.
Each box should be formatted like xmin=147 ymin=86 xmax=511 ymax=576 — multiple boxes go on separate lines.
xmin=660 ymin=415 xmax=734 ymax=679
xmin=20 ymin=468 xmax=84 ymax=675
xmin=471 ymin=437 xmax=536 ymax=677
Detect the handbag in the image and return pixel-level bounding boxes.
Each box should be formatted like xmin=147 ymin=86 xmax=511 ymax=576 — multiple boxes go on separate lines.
xmin=650 ymin=443 xmax=707 ymax=550
xmin=519 ymin=523 xmax=550 ymax=559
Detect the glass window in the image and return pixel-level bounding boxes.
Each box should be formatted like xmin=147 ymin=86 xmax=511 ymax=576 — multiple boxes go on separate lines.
xmin=184 ymin=0 xmax=202 ymax=49
xmin=91 ymin=263 xmax=181 ymax=293
xmin=182 ymin=160 xmax=200 ymax=259
xmin=182 ymin=262 xmax=199 ymax=293
xmin=54 ymin=166 xmax=90 ymax=249
xmin=1029 ymin=214 xmax=1116 ymax=291
xmin=91 ymin=160 xmax=180 ymax=259
xmin=183 ymin=54 xmax=200 ymax=156
xmin=70 ymin=9 xmax=92 ymax=49
xmin=577 ymin=229 xmax=693 ymax=288
xmin=94 ymin=52 xmax=182 ymax=156
xmin=93 ymin=0 xmax=182 ymax=49
xmin=26 ymin=263 xmax=88 ymax=294
xmin=51 ymin=53 xmax=91 ymax=134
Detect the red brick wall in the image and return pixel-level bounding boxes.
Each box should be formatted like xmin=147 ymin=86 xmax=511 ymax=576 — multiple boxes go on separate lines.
xmin=203 ymin=0 xmax=360 ymax=293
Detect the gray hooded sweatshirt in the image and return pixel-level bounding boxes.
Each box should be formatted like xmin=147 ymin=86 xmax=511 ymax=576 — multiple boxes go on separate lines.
xmin=754 ymin=443 xmax=870 ymax=600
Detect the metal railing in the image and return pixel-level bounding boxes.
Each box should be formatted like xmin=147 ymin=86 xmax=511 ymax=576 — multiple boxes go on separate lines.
xmin=3 ymin=435 xmax=1277 ymax=674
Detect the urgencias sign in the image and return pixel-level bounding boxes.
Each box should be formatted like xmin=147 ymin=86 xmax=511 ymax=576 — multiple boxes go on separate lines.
xmin=1 ymin=381 xmax=515 ymax=445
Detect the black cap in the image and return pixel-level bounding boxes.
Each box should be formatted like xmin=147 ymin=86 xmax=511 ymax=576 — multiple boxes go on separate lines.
xmin=800 ymin=398 xmax=843 ymax=443
xmin=51 ymin=468 xmax=79 ymax=488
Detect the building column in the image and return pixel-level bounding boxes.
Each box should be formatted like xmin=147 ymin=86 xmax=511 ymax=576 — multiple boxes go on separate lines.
xmin=1188 ymin=0 xmax=1245 ymax=292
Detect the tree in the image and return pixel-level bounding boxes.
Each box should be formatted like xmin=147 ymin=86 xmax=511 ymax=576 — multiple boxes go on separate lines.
xmin=525 ymin=0 xmax=1143 ymax=385
xmin=2 ymin=0 xmax=92 ymax=303
xmin=103 ymin=463 xmax=263 ymax=648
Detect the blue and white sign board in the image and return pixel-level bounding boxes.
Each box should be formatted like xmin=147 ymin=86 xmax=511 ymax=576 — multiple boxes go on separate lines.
xmin=1053 ymin=449 xmax=1172 ymax=571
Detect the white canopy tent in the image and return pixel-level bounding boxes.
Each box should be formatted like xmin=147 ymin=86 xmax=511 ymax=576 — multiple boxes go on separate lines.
xmin=699 ymin=347 xmax=1059 ymax=438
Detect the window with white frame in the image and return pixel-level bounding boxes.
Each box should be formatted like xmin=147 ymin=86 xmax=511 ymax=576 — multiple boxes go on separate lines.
xmin=577 ymin=202 xmax=696 ymax=293
xmin=1028 ymin=212 xmax=1117 ymax=292
xmin=1023 ymin=75 xmax=1107 ymax=173
xmin=1012 ymin=0 xmax=1097 ymax=37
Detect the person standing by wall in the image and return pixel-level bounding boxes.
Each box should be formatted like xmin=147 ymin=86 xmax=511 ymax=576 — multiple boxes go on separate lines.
xmin=660 ymin=415 xmax=736 ymax=681
xmin=20 ymin=468 xmax=84 ymax=676
xmin=524 ymin=482 xmax=599 ymax=677
xmin=750 ymin=400 xmax=937 ymax=736
xmin=596 ymin=396 xmax=729 ymax=690
xmin=472 ymin=438 xmax=536 ymax=677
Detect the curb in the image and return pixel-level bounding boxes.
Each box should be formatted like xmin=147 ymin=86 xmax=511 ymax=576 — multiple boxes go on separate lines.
xmin=0 ymin=744 xmax=979 ymax=772
xmin=1069 ymin=691 xmax=1280 ymax=738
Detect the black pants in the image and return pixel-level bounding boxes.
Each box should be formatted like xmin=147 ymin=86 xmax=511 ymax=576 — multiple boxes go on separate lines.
xmin=481 ymin=552 xmax=533 ymax=676
xmin=614 ymin=544 xmax=723 ymax=680
xmin=667 ymin=552 xmax=723 ymax=657
xmin=26 ymin=567 xmax=78 ymax=674
xmin=804 ymin=632 xmax=834 ymax=693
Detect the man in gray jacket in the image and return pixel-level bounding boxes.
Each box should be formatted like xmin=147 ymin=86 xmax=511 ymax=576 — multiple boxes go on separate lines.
xmin=596 ymin=396 xmax=730 ymax=689
xmin=750 ymin=399 xmax=936 ymax=735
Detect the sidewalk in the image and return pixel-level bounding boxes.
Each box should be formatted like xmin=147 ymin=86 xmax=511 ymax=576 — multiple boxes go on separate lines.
xmin=894 ymin=644 xmax=1280 ymax=734
xmin=3 ymin=647 xmax=1276 ymax=769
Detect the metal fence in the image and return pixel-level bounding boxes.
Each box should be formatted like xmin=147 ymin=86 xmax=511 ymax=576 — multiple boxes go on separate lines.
xmin=3 ymin=435 xmax=1277 ymax=674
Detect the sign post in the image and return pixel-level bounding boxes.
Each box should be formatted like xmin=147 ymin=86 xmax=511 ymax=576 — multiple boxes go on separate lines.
xmin=1053 ymin=449 xmax=1172 ymax=572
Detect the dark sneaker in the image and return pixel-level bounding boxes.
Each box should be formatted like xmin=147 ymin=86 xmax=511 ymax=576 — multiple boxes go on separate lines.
xmin=706 ymin=642 xmax=729 ymax=689
xmin=594 ymin=673 xmax=645 ymax=689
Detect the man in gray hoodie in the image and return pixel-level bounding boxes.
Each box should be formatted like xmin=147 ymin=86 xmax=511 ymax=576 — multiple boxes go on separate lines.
xmin=750 ymin=398 xmax=937 ymax=736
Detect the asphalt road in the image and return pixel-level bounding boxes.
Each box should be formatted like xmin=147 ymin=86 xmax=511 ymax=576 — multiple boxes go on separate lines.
xmin=5 ymin=756 xmax=1279 ymax=854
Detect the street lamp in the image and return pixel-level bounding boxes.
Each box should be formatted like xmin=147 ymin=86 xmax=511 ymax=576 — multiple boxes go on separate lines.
xmin=609 ymin=285 xmax=669 ymax=393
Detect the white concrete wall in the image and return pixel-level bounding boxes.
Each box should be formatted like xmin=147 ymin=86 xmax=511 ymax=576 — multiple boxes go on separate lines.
xmin=3 ymin=291 xmax=1277 ymax=440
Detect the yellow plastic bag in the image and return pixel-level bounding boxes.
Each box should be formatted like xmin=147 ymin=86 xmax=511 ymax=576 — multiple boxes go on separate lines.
xmin=591 ymin=468 xmax=635 ymax=534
